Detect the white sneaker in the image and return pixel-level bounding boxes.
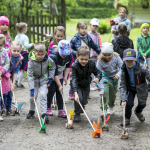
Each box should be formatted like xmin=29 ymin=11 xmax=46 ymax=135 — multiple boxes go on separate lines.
xmin=107 ymin=107 xmax=114 ymax=115
xmin=0 ymin=116 xmax=3 ymax=121
xmin=90 ymin=85 xmax=97 ymax=91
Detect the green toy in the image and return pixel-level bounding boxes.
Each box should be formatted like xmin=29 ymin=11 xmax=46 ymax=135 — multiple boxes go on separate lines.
xmin=33 ymin=98 xmax=46 ymax=133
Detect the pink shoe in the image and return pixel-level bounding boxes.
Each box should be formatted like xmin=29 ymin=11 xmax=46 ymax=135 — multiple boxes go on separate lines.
xmin=46 ymin=108 xmax=53 ymax=116
xmin=58 ymin=110 xmax=67 ymax=118
xmin=69 ymin=93 xmax=74 ymax=100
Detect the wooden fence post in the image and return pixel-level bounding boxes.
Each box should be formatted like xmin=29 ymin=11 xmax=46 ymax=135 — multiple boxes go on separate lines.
xmin=32 ymin=16 xmax=35 ymax=43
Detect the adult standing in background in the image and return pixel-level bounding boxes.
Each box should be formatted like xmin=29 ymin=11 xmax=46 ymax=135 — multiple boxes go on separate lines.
xmin=111 ymin=6 xmax=131 ymax=40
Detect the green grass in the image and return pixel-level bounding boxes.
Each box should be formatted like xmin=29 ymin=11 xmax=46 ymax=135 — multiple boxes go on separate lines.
xmin=66 ymin=19 xmax=147 ymax=49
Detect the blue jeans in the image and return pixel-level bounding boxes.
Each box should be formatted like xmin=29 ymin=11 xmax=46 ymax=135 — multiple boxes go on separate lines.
xmin=3 ymin=91 xmax=12 ymax=110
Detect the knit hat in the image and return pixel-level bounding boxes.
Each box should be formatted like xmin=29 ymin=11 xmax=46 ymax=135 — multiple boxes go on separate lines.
xmin=58 ymin=40 xmax=70 ymax=55
xmin=123 ymin=48 xmax=136 ymax=61
xmin=101 ymin=42 xmax=113 ymax=53
xmin=90 ymin=18 xmax=99 ymax=27
xmin=0 ymin=16 xmax=9 ymax=26
xmin=140 ymin=23 xmax=149 ymax=31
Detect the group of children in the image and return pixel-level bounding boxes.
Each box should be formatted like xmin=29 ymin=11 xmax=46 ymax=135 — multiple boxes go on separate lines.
xmin=0 ymin=13 xmax=150 ymax=129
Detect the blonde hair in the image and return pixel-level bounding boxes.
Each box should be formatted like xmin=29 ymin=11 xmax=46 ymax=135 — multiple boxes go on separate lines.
xmin=118 ymin=7 xmax=127 ymax=14
xmin=77 ymin=21 xmax=87 ymax=29
xmin=0 ymin=34 xmax=5 ymax=45
xmin=16 ymin=22 xmax=27 ymax=34
xmin=77 ymin=46 xmax=90 ymax=56
xmin=11 ymin=41 xmax=22 ymax=48
xmin=34 ymin=42 xmax=46 ymax=52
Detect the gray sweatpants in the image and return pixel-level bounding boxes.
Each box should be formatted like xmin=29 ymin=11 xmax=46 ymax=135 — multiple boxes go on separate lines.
xmin=29 ymin=83 xmax=47 ymax=114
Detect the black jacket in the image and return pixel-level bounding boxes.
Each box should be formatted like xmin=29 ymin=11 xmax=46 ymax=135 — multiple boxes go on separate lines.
xmin=71 ymin=59 xmax=102 ymax=92
xmin=120 ymin=61 xmax=150 ymax=105
xmin=112 ymin=36 xmax=134 ymax=59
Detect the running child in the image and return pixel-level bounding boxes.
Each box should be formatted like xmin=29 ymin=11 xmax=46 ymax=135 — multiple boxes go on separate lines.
xmin=0 ymin=34 xmax=10 ymax=121
xmin=4 ymin=41 xmax=22 ymax=115
xmin=120 ymin=49 xmax=150 ymax=126
xmin=88 ymin=18 xmax=102 ymax=91
xmin=15 ymin=22 xmax=34 ymax=89
xmin=47 ymin=40 xmax=72 ymax=117
xmin=137 ymin=23 xmax=150 ymax=90
xmin=97 ymin=42 xmax=123 ymax=117
xmin=0 ymin=16 xmax=11 ymax=49
xmin=71 ymin=46 xmax=102 ymax=122
xmin=69 ymin=21 xmax=101 ymax=99
xmin=26 ymin=42 xmax=56 ymax=123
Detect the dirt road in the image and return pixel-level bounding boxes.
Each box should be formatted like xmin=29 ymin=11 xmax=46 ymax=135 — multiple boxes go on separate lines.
xmin=0 ymin=79 xmax=150 ymax=150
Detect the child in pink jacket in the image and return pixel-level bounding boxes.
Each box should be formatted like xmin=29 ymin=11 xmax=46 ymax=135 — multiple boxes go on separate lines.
xmin=0 ymin=34 xmax=10 ymax=120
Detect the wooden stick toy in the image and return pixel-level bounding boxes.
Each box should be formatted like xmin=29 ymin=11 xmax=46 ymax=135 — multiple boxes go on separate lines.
xmin=33 ymin=98 xmax=46 ymax=133
xmin=0 ymin=80 xmax=6 ymax=116
xmin=79 ymin=102 xmax=102 ymax=138
xmin=63 ymin=94 xmax=74 ymax=129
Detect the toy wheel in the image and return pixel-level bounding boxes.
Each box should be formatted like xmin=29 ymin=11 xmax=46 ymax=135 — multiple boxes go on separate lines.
xmin=97 ymin=133 xmax=100 ymax=138
xmin=107 ymin=127 xmax=109 ymax=131
xmin=44 ymin=130 xmax=46 ymax=133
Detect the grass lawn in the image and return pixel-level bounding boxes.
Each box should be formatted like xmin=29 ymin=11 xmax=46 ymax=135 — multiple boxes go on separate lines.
xmin=66 ymin=19 xmax=147 ymax=49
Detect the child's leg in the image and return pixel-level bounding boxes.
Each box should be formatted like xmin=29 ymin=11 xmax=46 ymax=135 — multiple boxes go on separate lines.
xmin=146 ymin=58 xmax=150 ymax=88
xmin=56 ymin=79 xmax=63 ymax=110
xmin=17 ymin=70 xmax=24 ymax=86
xmin=39 ymin=84 xmax=48 ymax=114
xmin=125 ymin=90 xmax=136 ymax=120
xmin=108 ymin=79 xmax=117 ymax=108
xmin=29 ymin=86 xmax=39 ymax=112
xmin=5 ymin=91 xmax=12 ymax=110
xmin=47 ymin=81 xmax=56 ymax=108
xmin=100 ymin=78 xmax=109 ymax=111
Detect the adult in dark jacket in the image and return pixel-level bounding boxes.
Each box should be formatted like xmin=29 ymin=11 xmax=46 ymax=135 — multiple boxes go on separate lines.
xmin=112 ymin=24 xmax=134 ymax=59
xmin=120 ymin=49 xmax=150 ymax=126
xmin=71 ymin=46 xmax=102 ymax=122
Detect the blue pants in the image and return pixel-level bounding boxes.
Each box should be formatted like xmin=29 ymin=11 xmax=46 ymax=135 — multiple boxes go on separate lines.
xmin=47 ymin=79 xmax=63 ymax=110
xmin=1 ymin=91 xmax=12 ymax=110
xmin=125 ymin=90 xmax=146 ymax=119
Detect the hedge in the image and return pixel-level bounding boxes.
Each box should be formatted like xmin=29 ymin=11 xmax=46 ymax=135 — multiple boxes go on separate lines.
xmin=67 ymin=7 xmax=117 ymax=19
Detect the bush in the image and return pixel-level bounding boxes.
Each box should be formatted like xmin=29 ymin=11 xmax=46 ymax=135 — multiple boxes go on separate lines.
xmin=67 ymin=7 xmax=117 ymax=19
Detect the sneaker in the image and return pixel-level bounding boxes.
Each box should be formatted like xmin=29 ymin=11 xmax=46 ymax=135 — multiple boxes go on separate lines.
xmin=134 ymin=111 xmax=145 ymax=122
xmin=107 ymin=107 xmax=114 ymax=115
xmin=101 ymin=110 xmax=107 ymax=121
xmin=58 ymin=110 xmax=67 ymax=118
xmin=73 ymin=114 xmax=81 ymax=122
xmin=41 ymin=113 xmax=49 ymax=124
xmin=69 ymin=93 xmax=74 ymax=100
xmin=120 ymin=119 xmax=130 ymax=126
xmin=7 ymin=109 xmax=15 ymax=116
xmin=90 ymin=85 xmax=97 ymax=91
xmin=46 ymin=108 xmax=53 ymax=116
xmin=26 ymin=110 xmax=35 ymax=119
xmin=0 ymin=116 xmax=3 ymax=121
xmin=17 ymin=84 xmax=25 ymax=89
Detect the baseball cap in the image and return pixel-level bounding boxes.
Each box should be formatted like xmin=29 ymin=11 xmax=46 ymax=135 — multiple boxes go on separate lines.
xmin=123 ymin=49 xmax=136 ymax=61
xmin=58 ymin=40 xmax=70 ymax=55
xmin=90 ymin=18 xmax=99 ymax=27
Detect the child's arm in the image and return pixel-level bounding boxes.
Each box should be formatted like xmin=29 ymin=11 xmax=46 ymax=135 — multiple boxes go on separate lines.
xmin=88 ymin=35 xmax=101 ymax=55
xmin=119 ymin=68 xmax=128 ymax=102
xmin=64 ymin=54 xmax=72 ymax=85
xmin=115 ymin=56 xmax=123 ymax=79
xmin=70 ymin=38 xmax=77 ymax=57
xmin=54 ymin=76 xmax=63 ymax=94
xmin=137 ymin=37 xmax=144 ymax=57
xmin=98 ymin=34 xmax=102 ymax=49
xmin=0 ymin=50 xmax=10 ymax=75
xmin=27 ymin=60 xmax=35 ymax=96
xmin=97 ymin=79 xmax=104 ymax=97
xmin=47 ymin=57 xmax=56 ymax=86
xmin=24 ymin=36 xmax=34 ymax=49
xmin=92 ymin=61 xmax=102 ymax=82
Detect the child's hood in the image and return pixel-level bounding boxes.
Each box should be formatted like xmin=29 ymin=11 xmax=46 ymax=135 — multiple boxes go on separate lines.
xmin=29 ymin=50 xmax=48 ymax=61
